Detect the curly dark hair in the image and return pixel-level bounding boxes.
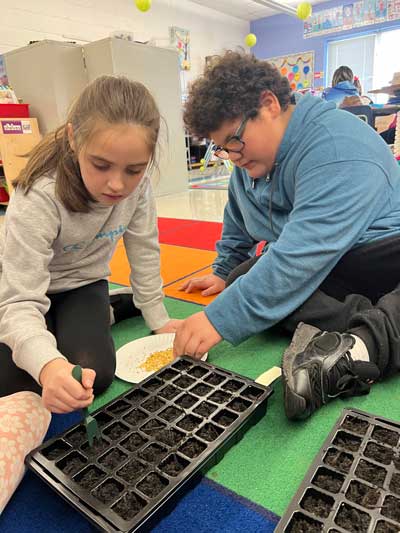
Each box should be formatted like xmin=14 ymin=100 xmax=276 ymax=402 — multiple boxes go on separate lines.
xmin=184 ymin=51 xmax=291 ymax=138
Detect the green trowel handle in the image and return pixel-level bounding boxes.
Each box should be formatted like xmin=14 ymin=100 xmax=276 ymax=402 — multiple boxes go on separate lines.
xmin=72 ymin=364 xmax=83 ymax=383
xmin=71 ymin=364 xmax=89 ymax=417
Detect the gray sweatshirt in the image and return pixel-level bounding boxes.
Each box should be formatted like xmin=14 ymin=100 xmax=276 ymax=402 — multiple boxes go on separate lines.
xmin=0 ymin=174 xmax=169 ymax=384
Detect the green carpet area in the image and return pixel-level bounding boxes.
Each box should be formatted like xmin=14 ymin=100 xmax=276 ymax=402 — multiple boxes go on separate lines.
xmin=92 ymin=293 xmax=400 ymax=517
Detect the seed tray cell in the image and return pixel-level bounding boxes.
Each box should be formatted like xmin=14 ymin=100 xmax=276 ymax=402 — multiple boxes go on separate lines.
xmin=99 ymin=448 xmax=128 ymax=470
xmin=193 ymin=401 xmax=218 ymax=417
xmin=122 ymin=408 xmax=147 ymax=427
xmin=158 ymin=384 xmax=180 ymax=401
xmin=142 ymin=378 xmax=163 ymax=392
xmin=276 ymin=408 xmax=400 ymax=532
xmin=95 ymin=412 xmax=114 ymax=429
xmin=177 ymin=414 xmax=202 ymax=432
xmin=26 ymin=356 xmax=272 ymax=532
xmin=103 ymin=422 xmax=131 ymax=441
xmin=124 ymin=389 xmax=148 ymax=404
xmin=56 ymin=451 xmax=87 ymax=476
xmin=106 ymin=400 xmax=131 ymax=416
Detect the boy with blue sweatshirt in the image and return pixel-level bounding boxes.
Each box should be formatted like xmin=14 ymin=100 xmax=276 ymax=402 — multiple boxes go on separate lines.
xmin=173 ymin=51 xmax=400 ymax=420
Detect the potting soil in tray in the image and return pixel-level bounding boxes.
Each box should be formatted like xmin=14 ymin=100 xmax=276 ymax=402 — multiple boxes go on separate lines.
xmin=26 ymin=356 xmax=272 ymax=532
xmin=275 ymin=408 xmax=400 ymax=533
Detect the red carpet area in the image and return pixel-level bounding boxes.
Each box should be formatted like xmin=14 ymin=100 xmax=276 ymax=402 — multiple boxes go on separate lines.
xmin=157 ymin=217 xmax=223 ymax=251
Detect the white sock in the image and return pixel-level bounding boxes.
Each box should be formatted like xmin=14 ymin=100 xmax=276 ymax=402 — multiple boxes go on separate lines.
xmin=349 ymin=335 xmax=370 ymax=362
xmin=110 ymin=305 xmax=115 ymax=326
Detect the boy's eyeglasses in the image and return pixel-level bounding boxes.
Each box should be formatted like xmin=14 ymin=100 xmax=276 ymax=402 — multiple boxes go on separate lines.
xmin=212 ymin=110 xmax=256 ymax=160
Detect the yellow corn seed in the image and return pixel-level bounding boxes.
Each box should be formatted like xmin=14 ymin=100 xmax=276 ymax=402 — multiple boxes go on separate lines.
xmin=140 ymin=348 xmax=174 ymax=372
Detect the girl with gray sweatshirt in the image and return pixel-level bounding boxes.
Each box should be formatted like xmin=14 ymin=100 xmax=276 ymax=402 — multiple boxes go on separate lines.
xmin=0 ymin=75 xmax=181 ymax=415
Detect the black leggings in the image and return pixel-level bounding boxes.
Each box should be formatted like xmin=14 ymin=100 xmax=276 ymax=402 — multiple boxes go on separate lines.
xmin=226 ymin=235 xmax=400 ymax=377
xmin=0 ymin=280 xmax=139 ymax=397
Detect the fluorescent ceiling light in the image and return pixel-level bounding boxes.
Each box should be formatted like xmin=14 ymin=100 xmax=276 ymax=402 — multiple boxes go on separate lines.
xmin=252 ymin=0 xmax=297 ymax=16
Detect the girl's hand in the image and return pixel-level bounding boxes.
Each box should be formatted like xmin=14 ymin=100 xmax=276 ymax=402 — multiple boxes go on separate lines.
xmin=179 ymin=274 xmax=226 ymax=296
xmin=39 ymin=359 xmax=96 ymax=414
xmin=154 ymin=319 xmax=183 ymax=334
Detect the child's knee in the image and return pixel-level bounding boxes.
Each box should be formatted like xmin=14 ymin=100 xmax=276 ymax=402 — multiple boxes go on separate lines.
xmin=0 ymin=392 xmax=51 ymax=513
xmin=70 ymin=340 xmax=116 ymax=395
xmin=92 ymin=363 xmax=115 ymax=395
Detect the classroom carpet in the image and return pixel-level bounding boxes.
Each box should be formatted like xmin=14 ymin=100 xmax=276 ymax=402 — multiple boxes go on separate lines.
xmin=158 ymin=218 xmax=223 ymax=251
xmin=109 ymin=243 xmax=217 ymax=288
xmin=3 ymin=216 xmax=400 ymax=531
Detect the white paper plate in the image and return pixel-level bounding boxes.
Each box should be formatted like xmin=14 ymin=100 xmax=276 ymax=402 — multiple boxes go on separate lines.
xmin=115 ymin=333 xmax=208 ymax=383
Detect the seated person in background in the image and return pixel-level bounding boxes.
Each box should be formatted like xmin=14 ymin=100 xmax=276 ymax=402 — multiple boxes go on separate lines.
xmin=371 ymin=73 xmax=400 ymax=143
xmin=369 ymin=72 xmax=400 ymax=105
xmin=339 ymin=77 xmax=374 ymax=109
xmin=323 ymin=66 xmax=360 ymax=106
xmin=353 ymin=76 xmax=374 ymax=105
xmin=380 ymin=114 xmax=397 ymax=145
xmin=388 ymin=89 xmax=400 ymax=105
xmin=340 ymin=95 xmax=363 ymax=108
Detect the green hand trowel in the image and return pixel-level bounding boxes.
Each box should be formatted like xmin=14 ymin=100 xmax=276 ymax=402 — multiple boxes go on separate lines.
xmin=72 ymin=365 xmax=100 ymax=447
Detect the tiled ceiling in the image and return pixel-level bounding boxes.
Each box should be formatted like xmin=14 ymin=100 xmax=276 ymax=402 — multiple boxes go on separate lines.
xmin=190 ymin=0 xmax=328 ymax=21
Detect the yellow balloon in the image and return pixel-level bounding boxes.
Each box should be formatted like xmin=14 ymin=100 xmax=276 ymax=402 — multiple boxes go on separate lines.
xmin=244 ymin=33 xmax=257 ymax=48
xmin=200 ymin=166 xmax=205 ymax=171
xmin=135 ymin=0 xmax=151 ymax=12
xmin=297 ymin=2 xmax=312 ymax=20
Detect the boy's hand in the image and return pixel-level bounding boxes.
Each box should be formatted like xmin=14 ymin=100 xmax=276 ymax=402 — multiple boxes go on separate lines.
xmin=40 ymin=359 xmax=95 ymax=414
xmin=154 ymin=319 xmax=183 ymax=334
xmin=173 ymin=311 xmax=222 ymax=359
xmin=179 ymin=273 xmax=226 ymax=296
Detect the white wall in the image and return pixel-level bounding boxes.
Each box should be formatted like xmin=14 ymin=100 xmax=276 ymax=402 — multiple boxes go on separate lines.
xmin=0 ymin=0 xmax=249 ymax=85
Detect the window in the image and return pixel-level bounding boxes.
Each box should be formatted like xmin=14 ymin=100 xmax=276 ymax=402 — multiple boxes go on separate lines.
xmin=326 ymin=34 xmax=375 ymax=97
xmin=373 ymin=28 xmax=400 ymax=103
xmin=326 ymin=28 xmax=400 ymax=103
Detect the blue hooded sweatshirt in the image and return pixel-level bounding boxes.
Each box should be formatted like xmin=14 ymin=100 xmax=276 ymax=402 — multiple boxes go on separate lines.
xmin=205 ymin=94 xmax=400 ymax=345
xmin=323 ymin=80 xmax=359 ymax=105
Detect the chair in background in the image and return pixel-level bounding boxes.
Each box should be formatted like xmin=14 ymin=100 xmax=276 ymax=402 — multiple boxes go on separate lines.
xmin=341 ymin=105 xmax=375 ymax=128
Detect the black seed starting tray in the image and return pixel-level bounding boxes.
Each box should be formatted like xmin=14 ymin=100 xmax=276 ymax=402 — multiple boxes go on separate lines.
xmin=276 ymin=408 xmax=400 ymax=533
xmin=26 ymin=356 xmax=272 ymax=532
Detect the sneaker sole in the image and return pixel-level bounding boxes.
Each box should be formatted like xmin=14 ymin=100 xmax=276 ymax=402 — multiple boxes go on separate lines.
xmin=282 ymin=322 xmax=321 ymax=420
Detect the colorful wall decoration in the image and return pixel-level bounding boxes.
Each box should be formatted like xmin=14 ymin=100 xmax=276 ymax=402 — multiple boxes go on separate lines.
xmin=169 ymin=26 xmax=191 ymax=71
xmin=267 ymin=51 xmax=314 ymax=91
xmin=304 ymin=0 xmax=400 ymax=38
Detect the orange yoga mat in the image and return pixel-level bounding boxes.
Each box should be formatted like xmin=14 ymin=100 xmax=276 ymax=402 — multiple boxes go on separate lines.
xmin=163 ymin=266 xmax=219 ymax=305
xmin=109 ymin=243 xmax=217 ymax=287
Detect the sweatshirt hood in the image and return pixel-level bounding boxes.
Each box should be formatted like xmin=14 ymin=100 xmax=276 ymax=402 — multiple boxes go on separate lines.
xmin=335 ymin=80 xmax=358 ymax=92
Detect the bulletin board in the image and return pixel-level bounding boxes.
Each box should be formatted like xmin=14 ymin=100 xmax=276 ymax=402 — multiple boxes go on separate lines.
xmin=267 ymin=51 xmax=315 ymax=91
xmin=304 ymin=0 xmax=400 ymax=38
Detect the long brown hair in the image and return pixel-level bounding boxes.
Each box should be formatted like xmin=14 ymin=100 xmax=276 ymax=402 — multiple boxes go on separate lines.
xmin=14 ymin=76 xmax=161 ymax=212
xmin=332 ymin=66 xmax=354 ymax=87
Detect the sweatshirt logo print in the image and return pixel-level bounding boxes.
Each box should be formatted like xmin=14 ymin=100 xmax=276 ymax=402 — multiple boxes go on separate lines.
xmin=63 ymin=225 xmax=127 ymax=252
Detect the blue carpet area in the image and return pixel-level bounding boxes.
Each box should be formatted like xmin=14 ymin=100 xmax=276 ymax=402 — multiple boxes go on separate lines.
xmin=1 ymin=414 xmax=280 ymax=532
